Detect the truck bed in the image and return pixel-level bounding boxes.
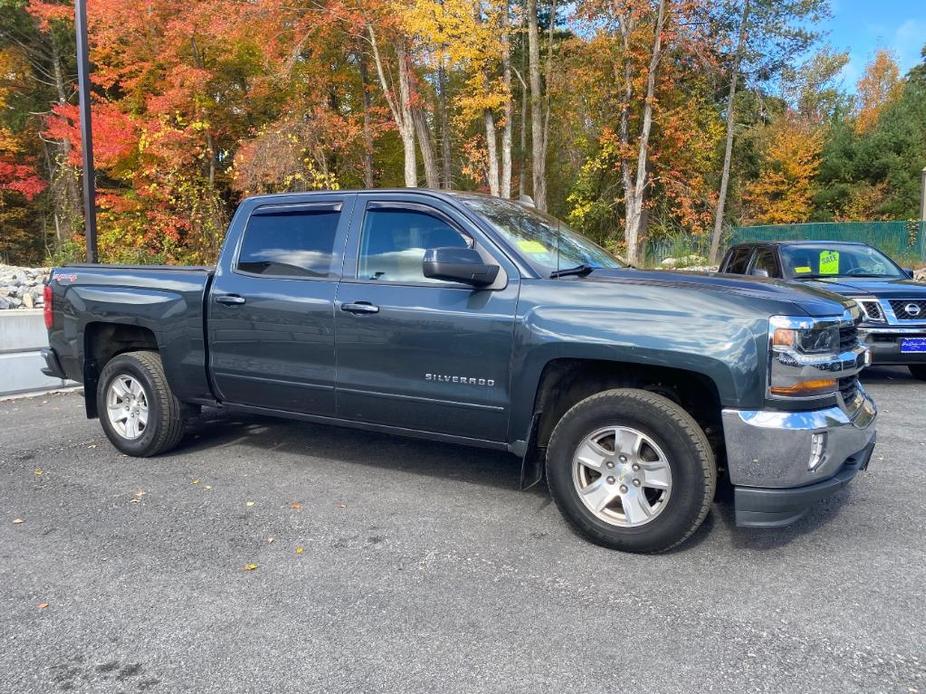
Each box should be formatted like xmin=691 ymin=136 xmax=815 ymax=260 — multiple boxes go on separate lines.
xmin=47 ymin=264 xmax=216 ymax=405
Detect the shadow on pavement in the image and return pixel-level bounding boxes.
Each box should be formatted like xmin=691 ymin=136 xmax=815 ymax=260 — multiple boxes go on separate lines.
xmin=175 ymin=407 xmax=535 ymax=494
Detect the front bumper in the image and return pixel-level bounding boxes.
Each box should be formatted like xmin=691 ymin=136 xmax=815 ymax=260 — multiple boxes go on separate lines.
xmin=859 ymin=326 xmax=926 ymax=365
xmin=722 ymin=387 xmax=877 ymax=527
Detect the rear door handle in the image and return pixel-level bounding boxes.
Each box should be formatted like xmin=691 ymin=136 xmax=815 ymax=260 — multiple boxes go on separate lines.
xmin=341 ymin=301 xmax=380 ymax=315
xmin=215 ymin=294 xmax=246 ymax=306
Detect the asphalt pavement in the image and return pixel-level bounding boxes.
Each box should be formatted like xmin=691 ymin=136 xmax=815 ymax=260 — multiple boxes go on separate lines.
xmin=1 ymin=366 xmax=924 ymax=693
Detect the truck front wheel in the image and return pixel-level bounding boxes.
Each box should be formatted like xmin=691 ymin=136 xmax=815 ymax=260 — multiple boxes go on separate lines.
xmin=546 ymin=388 xmax=716 ymax=553
xmin=97 ymin=350 xmax=186 ymax=457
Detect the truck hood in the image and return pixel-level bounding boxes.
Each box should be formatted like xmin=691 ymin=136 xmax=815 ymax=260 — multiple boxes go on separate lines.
xmin=795 ymin=276 xmax=926 ymax=298
xmin=574 ymin=268 xmax=852 ymax=317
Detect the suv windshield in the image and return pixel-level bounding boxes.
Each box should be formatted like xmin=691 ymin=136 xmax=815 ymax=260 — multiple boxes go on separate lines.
xmin=781 ymin=243 xmax=905 ymax=279
xmin=461 ymin=196 xmax=622 ymax=275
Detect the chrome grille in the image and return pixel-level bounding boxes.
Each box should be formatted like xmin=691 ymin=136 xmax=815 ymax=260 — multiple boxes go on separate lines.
xmin=858 ymin=299 xmax=884 ymax=322
xmin=838 ymin=376 xmax=859 ymax=403
xmin=838 ymin=322 xmax=858 ymax=352
xmin=889 ymin=299 xmax=926 ymax=320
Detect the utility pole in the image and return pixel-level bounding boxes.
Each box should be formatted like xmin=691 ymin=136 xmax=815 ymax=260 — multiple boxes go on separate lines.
xmin=75 ymin=0 xmax=98 ymax=263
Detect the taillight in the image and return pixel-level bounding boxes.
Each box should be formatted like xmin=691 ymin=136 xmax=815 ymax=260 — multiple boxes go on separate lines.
xmin=43 ymin=284 xmax=53 ymax=329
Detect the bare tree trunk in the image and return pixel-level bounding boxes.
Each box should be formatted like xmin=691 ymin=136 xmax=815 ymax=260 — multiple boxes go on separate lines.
xmin=484 ymin=110 xmax=500 ymax=195
xmin=500 ymin=1 xmax=513 ymax=198
xmin=49 ymin=37 xmax=81 ymax=236
xmin=617 ymin=11 xmax=635 ymax=242
xmin=540 ymin=0 xmax=557 ymax=195
xmin=623 ymin=0 xmax=668 ymax=265
xmin=358 ymin=51 xmax=375 ymax=187
xmin=437 ymin=59 xmax=452 ymax=188
xmin=368 ymin=25 xmax=417 ymax=187
xmin=709 ymin=0 xmax=750 ymax=263
xmin=526 ymin=0 xmax=546 ymax=210
xmin=414 ymin=108 xmax=440 ymax=189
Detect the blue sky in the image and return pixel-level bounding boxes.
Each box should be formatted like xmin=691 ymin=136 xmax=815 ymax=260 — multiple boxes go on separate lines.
xmin=827 ymin=0 xmax=926 ymax=88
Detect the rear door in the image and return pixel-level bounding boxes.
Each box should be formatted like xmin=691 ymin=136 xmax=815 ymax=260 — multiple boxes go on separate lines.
xmin=208 ymin=194 xmax=355 ymax=414
xmin=333 ymin=193 xmax=519 ymax=442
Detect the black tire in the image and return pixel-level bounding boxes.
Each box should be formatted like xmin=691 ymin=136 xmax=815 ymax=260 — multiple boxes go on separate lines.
xmin=909 ymin=365 xmax=926 ymax=381
xmin=546 ymin=388 xmax=716 ymax=553
xmin=97 ymin=350 xmax=186 ymax=457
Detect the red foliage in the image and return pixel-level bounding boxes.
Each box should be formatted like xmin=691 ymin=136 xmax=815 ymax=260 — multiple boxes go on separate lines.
xmin=0 ymin=159 xmax=46 ymax=200
xmin=45 ymin=102 xmax=137 ymax=168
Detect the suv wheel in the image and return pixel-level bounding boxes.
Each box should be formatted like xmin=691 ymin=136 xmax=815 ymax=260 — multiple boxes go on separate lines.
xmin=546 ymin=388 xmax=716 ymax=553
xmin=97 ymin=350 xmax=185 ymax=457
xmin=909 ymin=365 xmax=926 ymax=381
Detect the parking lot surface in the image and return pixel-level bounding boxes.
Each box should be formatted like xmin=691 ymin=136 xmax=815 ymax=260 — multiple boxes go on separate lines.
xmin=1 ymin=366 xmax=924 ymax=693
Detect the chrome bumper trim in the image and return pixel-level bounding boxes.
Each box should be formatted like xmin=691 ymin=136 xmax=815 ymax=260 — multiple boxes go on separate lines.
xmin=721 ymin=388 xmax=877 ymax=488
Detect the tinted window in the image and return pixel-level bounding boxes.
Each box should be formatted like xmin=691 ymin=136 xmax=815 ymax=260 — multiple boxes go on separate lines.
xmin=238 ymin=208 xmax=341 ymax=278
xmin=751 ymin=249 xmax=779 ymax=277
xmin=359 ymin=207 xmax=471 ymax=283
xmin=725 ymin=247 xmax=753 ymax=274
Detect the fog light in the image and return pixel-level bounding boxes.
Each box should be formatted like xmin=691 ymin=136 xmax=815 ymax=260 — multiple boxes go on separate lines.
xmin=809 ymin=432 xmax=827 ymax=471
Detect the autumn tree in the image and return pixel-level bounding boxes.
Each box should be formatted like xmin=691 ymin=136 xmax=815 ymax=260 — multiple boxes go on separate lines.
xmin=708 ymin=0 xmax=830 ymax=263
xmin=855 ymin=50 xmax=902 ymax=133
xmin=744 ymin=114 xmax=823 ymax=224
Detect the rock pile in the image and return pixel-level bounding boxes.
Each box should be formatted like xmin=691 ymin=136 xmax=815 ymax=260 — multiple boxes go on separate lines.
xmin=0 ymin=265 xmax=49 ymax=310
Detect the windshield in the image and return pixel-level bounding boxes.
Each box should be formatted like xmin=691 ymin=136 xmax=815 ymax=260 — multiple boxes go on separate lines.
xmin=781 ymin=244 xmax=905 ymax=279
xmin=461 ymin=197 xmax=622 ymax=274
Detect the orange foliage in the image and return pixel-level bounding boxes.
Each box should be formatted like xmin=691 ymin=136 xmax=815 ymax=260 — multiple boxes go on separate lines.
xmin=744 ymin=116 xmax=823 ymax=224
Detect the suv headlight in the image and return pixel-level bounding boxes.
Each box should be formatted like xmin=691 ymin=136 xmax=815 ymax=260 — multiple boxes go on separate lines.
xmin=768 ymin=315 xmax=841 ymax=398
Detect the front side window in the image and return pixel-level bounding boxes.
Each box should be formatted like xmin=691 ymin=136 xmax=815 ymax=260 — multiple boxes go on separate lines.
xmin=751 ymin=249 xmax=779 ymax=277
xmin=359 ymin=207 xmax=472 ymax=283
xmin=725 ymin=247 xmax=753 ymax=274
xmin=238 ymin=207 xmax=341 ymax=278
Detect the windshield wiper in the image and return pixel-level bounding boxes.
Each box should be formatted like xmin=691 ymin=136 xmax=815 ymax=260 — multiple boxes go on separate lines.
xmin=550 ymin=263 xmax=597 ymax=279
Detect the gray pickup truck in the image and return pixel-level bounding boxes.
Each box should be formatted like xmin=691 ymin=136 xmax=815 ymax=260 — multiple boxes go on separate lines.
xmin=41 ymin=190 xmax=877 ymax=552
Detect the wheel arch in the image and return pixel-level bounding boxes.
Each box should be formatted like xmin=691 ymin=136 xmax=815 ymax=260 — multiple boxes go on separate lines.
xmin=82 ymin=322 xmax=159 ymax=418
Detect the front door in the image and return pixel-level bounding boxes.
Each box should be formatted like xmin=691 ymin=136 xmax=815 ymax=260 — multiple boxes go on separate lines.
xmin=334 ymin=194 xmax=519 ymax=442
xmin=209 ymin=195 xmax=354 ymax=414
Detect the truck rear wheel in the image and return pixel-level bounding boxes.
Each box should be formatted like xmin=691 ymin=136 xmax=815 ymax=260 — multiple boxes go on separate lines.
xmin=546 ymin=388 xmax=716 ymax=553
xmin=97 ymin=350 xmax=186 ymax=457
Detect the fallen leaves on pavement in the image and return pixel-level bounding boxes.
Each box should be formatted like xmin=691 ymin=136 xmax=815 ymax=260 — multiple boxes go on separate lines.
xmin=12 ymin=518 xmax=24 ymax=524
xmin=295 ymin=546 xmax=304 ymax=555
xmin=243 ymin=563 xmax=258 ymax=571
xmin=37 ymin=603 xmax=48 ymax=609
xmin=289 ymin=501 xmax=302 ymax=510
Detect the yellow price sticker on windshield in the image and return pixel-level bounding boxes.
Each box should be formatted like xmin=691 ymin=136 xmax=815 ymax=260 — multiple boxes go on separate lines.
xmin=819 ymin=250 xmax=840 ymax=275
xmin=517 ymin=239 xmax=548 ymax=254
xmin=794 ymin=266 xmax=812 ymax=274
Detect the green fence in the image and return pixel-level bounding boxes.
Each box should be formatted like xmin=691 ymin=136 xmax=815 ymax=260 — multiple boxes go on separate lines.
xmin=730 ymin=221 xmax=926 ymax=265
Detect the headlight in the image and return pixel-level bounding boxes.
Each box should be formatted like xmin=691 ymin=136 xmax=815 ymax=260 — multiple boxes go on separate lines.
xmin=768 ymin=315 xmax=841 ymax=399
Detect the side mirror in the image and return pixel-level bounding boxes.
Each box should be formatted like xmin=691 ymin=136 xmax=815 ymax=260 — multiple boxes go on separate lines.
xmin=903 ymin=268 xmax=915 ymax=278
xmin=423 ymin=247 xmax=499 ymax=287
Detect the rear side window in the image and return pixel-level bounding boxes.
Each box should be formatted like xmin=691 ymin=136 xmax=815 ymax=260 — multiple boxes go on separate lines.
xmin=358 ymin=207 xmax=471 ymax=283
xmin=238 ymin=207 xmax=341 ymax=278
xmin=724 ymin=247 xmax=753 ymax=274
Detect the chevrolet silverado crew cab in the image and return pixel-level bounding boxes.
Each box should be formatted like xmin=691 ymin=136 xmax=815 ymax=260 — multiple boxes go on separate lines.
xmin=721 ymin=240 xmax=926 ymax=380
xmin=41 ymin=190 xmax=877 ymax=552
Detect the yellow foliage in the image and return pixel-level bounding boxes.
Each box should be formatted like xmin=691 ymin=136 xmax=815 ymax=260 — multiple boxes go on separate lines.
xmin=744 ymin=116 xmax=823 ymax=225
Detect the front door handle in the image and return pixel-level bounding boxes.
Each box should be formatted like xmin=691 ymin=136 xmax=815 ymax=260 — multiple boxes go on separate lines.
xmin=215 ymin=294 xmax=246 ymax=306
xmin=341 ymin=301 xmax=380 ymax=315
